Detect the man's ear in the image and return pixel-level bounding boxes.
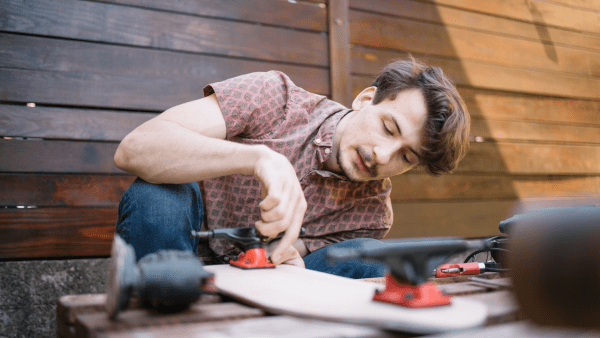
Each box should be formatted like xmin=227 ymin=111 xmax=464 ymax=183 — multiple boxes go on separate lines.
xmin=351 ymin=86 xmax=377 ymax=111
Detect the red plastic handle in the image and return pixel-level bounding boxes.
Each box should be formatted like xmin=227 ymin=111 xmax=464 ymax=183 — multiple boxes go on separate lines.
xmin=435 ymin=262 xmax=482 ymax=277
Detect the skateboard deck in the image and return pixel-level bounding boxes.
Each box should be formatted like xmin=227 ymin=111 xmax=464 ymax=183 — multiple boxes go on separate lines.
xmin=204 ymin=264 xmax=488 ymax=334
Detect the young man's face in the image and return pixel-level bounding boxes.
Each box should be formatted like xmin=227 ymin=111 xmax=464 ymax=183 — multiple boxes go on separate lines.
xmin=327 ymin=87 xmax=428 ymax=182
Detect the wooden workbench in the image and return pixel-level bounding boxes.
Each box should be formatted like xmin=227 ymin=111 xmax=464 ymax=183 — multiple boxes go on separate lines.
xmin=56 ymin=272 xmax=535 ymax=338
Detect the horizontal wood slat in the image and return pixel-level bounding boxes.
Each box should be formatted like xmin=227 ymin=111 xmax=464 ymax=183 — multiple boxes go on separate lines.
xmin=0 ymin=104 xmax=155 ymax=141
xmin=0 ymin=174 xmax=134 ymax=207
xmin=389 ymin=173 xmax=600 ymax=202
xmin=350 ymin=10 xmax=600 ymax=79
xmin=7 ymin=136 xmax=596 ymax=176
xmin=459 ymin=142 xmax=600 ymax=174
xmin=0 ymin=139 xmax=122 ymax=174
xmin=0 ymin=33 xmax=329 ymax=96
xmin=547 ymin=0 xmax=600 ymax=12
xmin=349 ymin=0 xmax=600 ymax=53
xmin=471 ymin=118 xmax=600 ymax=144
xmin=458 ymin=88 xmax=600 ymax=126
xmin=0 ymin=36 xmax=329 ymax=110
xmin=0 ymin=0 xmax=328 ymax=67
xmin=351 ymin=51 xmax=600 ymax=100
xmin=388 ymin=196 xmax=600 ymax=239
xmin=0 ymin=207 xmax=116 ymax=259
xmin=424 ymin=0 xmax=600 ymax=35
xmin=92 ymin=0 xmax=328 ymax=32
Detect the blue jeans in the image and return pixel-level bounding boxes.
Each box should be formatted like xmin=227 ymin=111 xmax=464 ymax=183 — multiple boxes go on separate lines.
xmin=116 ymin=178 xmax=387 ymax=279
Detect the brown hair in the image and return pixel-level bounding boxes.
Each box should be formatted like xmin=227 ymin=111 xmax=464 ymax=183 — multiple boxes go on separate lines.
xmin=372 ymin=57 xmax=470 ymax=175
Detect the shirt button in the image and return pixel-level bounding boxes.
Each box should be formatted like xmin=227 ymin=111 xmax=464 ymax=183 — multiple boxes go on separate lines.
xmin=324 ymin=148 xmax=331 ymax=154
xmin=315 ymin=138 xmax=321 ymax=144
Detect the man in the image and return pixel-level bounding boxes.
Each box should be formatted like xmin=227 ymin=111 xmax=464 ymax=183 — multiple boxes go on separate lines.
xmin=113 ymin=57 xmax=470 ymax=278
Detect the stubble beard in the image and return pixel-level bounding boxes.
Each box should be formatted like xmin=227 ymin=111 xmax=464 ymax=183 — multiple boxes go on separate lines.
xmin=337 ymin=146 xmax=376 ymax=183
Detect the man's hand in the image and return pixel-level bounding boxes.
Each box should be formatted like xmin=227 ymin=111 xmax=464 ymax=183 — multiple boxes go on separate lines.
xmin=253 ymin=147 xmax=307 ymax=265
xmin=265 ymin=239 xmax=308 ymax=268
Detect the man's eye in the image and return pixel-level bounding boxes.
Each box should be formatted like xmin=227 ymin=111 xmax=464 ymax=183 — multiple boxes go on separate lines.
xmin=383 ymin=122 xmax=393 ymax=135
xmin=403 ymin=154 xmax=410 ymax=163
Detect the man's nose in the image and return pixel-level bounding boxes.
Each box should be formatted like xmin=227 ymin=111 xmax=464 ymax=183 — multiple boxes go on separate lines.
xmin=373 ymin=142 xmax=399 ymax=165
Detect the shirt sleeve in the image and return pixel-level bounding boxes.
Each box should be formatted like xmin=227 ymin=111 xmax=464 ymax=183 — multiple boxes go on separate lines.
xmin=204 ymin=71 xmax=293 ymax=140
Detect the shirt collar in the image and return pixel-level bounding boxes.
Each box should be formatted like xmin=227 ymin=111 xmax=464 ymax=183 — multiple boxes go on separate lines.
xmin=313 ymin=108 xmax=352 ymax=173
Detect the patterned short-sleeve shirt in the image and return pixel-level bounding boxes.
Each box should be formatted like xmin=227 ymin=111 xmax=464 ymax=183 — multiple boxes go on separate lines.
xmin=201 ymin=71 xmax=393 ymax=258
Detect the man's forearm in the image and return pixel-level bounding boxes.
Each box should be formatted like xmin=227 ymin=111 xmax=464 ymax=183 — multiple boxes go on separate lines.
xmin=115 ymin=119 xmax=267 ymax=184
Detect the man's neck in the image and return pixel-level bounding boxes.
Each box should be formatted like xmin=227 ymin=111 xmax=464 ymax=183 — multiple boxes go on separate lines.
xmin=323 ymin=110 xmax=353 ymax=173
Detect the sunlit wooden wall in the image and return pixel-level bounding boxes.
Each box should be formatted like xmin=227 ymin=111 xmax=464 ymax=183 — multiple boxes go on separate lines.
xmin=346 ymin=0 xmax=600 ymax=239
xmin=1 ymin=0 xmax=598 ymax=259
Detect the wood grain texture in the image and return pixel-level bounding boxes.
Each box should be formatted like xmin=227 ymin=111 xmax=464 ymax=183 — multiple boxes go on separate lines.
xmin=0 ymin=207 xmax=117 ymax=259
xmin=75 ymin=302 xmax=264 ymax=338
xmin=328 ymin=0 xmax=352 ymax=107
xmin=349 ymin=0 xmax=600 ymax=53
xmin=389 ymin=173 xmax=600 ymax=201
xmin=0 ymin=104 xmax=155 ymax=141
xmin=351 ymin=58 xmax=600 ymax=101
xmin=424 ymin=0 xmax=600 ymax=35
xmin=91 ymin=0 xmax=328 ymax=32
xmin=349 ymin=10 xmax=600 ymax=78
xmin=0 ymin=0 xmax=328 ymax=66
xmin=471 ymin=118 xmax=600 ymax=144
xmin=205 ymin=264 xmax=488 ymax=334
xmin=94 ymin=316 xmax=398 ymax=338
xmin=0 ymin=174 xmax=134 ymax=207
xmin=388 ymin=196 xmax=600 ymax=239
xmin=458 ymin=88 xmax=600 ymax=126
xmin=0 ymin=34 xmax=329 ymax=110
xmin=458 ymin=142 xmax=600 ymax=174
xmin=0 ymin=139 xmax=122 ymax=174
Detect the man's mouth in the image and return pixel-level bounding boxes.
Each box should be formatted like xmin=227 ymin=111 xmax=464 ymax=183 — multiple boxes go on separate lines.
xmin=356 ymin=150 xmax=375 ymax=176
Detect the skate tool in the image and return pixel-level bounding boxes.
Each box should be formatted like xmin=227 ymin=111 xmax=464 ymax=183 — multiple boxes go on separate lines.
xmin=191 ymin=226 xmax=305 ymax=269
xmin=106 ymin=235 xmax=215 ymax=320
xmin=326 ymin=238 xmax=472 ymax=308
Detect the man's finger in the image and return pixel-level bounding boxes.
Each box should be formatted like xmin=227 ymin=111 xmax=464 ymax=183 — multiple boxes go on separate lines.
xmin=270 ymin=195 xmax=306 ymax=264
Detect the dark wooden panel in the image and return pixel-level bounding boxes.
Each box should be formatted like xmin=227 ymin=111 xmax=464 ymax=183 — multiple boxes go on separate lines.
xmin=0 ymin=174 xmax=134 ymax=207
xmin=0 ymin=104 xmax=155 ymax=141
xmin=425 ymin=0 xmax=600 ymax=35
xmin=349 ymin=10 xmax=600 ymax=78
xmin=349 ymin=0 xmax=600 ymax=53
xmin=351 ymin=56 xmax=600 ymax=101
xmin=388 ymin=196 xmax=600 ymax=239
xmin=0 ymin=0 xmax=328 ymax=66
xmin=0 ymin=139 xmax=122 ymax=174
xmin=93 ymin=0 xmax=327 ymax=32
xmin=0 ymin=207 xmax=116 ymax=259
xmin=389 ymin=173 xmax=600 ymax=201
xmin=0 ymin=34 xmax=329 ymax=110
xmin=328 ymin=0 xmax=352 ymax=107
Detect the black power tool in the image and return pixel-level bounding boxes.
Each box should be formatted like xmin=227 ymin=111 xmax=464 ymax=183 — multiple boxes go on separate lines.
xmin=105 ymin=235 xmax=215 ymax=319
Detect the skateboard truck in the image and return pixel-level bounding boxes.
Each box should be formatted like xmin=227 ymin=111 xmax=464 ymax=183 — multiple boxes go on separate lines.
xmin=326 ymin=238 xmax=471 ymax=308
xmin=191 ymin=227 xmax=305 ymax=269
xmin=106 ymin=235 xmax=215 ymax=320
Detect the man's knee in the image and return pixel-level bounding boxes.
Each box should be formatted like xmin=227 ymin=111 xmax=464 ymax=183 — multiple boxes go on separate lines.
xmin=115 ymin=178 xmax=203 ymax=259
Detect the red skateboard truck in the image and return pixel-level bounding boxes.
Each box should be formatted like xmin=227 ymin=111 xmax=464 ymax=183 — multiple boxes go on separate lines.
xmin=326 ymin=237 xmax=475 ymax=308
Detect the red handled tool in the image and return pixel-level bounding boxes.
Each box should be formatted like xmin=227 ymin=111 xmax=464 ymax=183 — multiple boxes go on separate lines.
xmin=435 ymin=262 xmax=503 ymax=277
xmin=191 ymin=227 xmax=305 ymax=269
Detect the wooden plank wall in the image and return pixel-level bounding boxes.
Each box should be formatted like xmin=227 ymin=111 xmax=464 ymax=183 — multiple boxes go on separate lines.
xmin=347 ymin=0 xmax=600 ymax=238
xmin=0 ymin=0 xmax=328 ymax=259
xmin=1 ymin=0 xmax=599 ymax=259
